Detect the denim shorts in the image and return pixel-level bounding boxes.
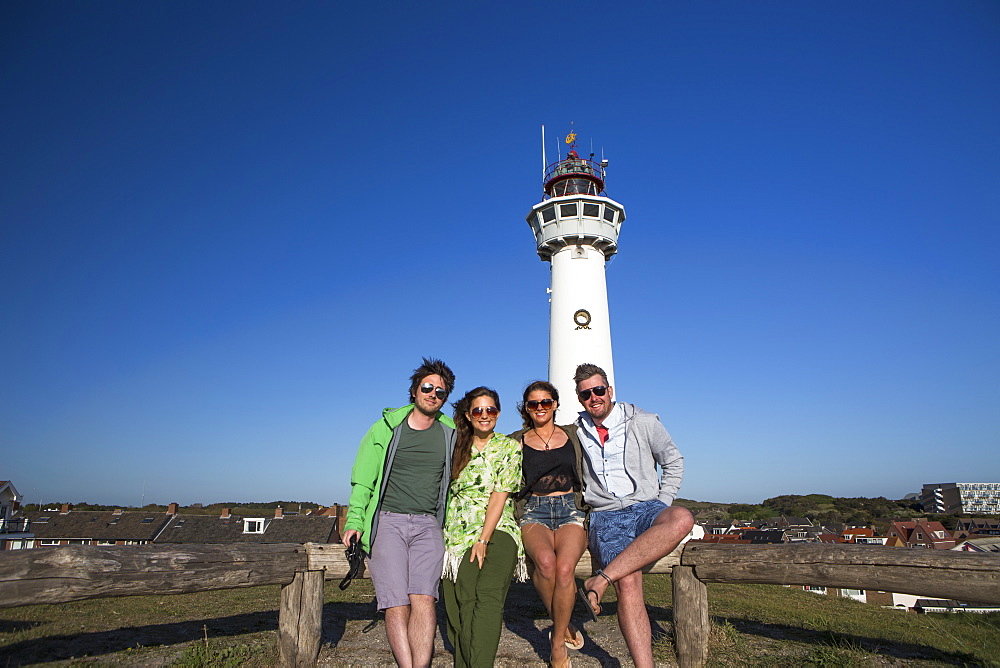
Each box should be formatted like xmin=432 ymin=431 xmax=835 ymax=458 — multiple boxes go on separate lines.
xmin=588 ymin=499 xmax=668 ymax=568
xmin=519 ymin=492 xmax=586 ymax=531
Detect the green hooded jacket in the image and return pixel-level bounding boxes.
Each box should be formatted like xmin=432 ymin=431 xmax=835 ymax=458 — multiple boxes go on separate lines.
xmin=344 ymin=404 xmax=456 ymax=555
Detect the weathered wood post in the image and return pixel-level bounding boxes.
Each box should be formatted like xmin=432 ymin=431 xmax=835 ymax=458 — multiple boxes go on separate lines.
xmin=278 ymin=569 xmax=325 ymax=667
xmin=672 ymin=565 xmax=709 ymax=668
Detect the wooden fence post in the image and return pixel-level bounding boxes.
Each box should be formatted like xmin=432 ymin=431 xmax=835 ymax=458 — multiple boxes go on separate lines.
xmin=278 ymin=569 xmax=324 ymax=667
xmin=672 ymin=565 xmax=709 ymax=668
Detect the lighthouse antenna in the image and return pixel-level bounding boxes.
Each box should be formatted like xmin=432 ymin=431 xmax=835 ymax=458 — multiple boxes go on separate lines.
xmin=541 ymin=125 xmax=547 ymax=178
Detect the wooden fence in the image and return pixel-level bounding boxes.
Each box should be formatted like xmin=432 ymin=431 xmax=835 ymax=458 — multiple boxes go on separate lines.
xmin=1 ymin=542 xmax=998 ymax=667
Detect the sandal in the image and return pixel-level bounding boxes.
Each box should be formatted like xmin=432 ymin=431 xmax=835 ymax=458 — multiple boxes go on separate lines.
xmin=549 ymin=627 xmax=585 ymax=651
xmin=576 ymin=583 xmax=600 ymax=621
xmin=564 ymin=626 xmax=585 ymax=650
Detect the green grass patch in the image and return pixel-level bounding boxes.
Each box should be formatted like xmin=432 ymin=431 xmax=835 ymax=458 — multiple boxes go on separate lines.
xmin=643 ymin=577 xmax=999 ymax=666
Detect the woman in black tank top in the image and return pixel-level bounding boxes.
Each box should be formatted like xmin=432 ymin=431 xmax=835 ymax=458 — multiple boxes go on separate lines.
xmin=509 ymin=380 xmax=589 ymax=667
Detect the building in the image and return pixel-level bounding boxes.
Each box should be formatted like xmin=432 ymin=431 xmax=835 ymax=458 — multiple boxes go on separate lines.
xmin=155 ymin=506 xmax=340 ymax=545
xmin=16 ymin=504 xmax=174 ymax=548
xmin=9 ymin=503 xmax=340 ymax=548
xmin=0 ymin=480 xmax=33 ymax=549
xmin=921 ymin=482 xmax=1000 ymax=515
xmin=525 ymin=128 xmax=625 ymax=420
xmin=953 ymin=517 xmax=1000 ymax=536
xmin=886 ymin=520 xmax=955 ymax=549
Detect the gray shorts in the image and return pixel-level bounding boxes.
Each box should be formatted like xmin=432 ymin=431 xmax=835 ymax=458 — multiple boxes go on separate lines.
xmin=368 ymin=511 xmax=444 ymax=610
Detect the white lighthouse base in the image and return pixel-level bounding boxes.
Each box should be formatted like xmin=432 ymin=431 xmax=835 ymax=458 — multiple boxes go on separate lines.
xmin=549 ymin=244 xmax=616 ymax=424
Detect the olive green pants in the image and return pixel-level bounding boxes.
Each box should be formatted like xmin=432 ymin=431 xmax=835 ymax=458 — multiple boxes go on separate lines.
xmin=441 ymin=530 xmax=517 ymax=668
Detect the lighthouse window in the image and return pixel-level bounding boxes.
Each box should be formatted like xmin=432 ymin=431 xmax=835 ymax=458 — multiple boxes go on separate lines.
xmin=603 ymin=206 xmax=616 ymax=223
xmin=540 ymin=206 xmax=556 ymax=223
xmin=559 ymin=203 xmax=578 ymax=218
xmin=583 ymin=203 xmax=600 ymax=218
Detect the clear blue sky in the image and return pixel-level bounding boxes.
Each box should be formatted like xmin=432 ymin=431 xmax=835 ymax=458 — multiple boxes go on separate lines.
xmin=3 ymin=2 xmax=997 ymax=508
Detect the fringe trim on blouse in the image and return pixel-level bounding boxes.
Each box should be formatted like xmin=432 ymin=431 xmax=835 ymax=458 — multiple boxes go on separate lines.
xmin=442 ymin=547 xmax=528 ymax=583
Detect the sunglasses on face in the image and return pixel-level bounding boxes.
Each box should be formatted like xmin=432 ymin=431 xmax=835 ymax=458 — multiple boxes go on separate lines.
xmin=470 ymin=406 xmax=499 ymax=418
xmin=526 ymin=398 xmax=554 ymax=410
xmin=577 ymin=385 xmax=608 ymax=401
xmin=419 ymin=383 xmax=448 ymax=401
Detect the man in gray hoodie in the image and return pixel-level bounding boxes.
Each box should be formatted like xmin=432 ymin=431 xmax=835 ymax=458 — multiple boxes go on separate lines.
xmin=574 ymin=363 xmax=695 ymax=668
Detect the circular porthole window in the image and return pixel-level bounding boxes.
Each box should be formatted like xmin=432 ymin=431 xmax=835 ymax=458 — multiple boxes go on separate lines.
xmin=573 ymin=309 xmax=592 ymax=329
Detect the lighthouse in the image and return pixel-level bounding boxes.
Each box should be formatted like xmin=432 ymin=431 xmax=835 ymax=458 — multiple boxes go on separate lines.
xmin=526 ymin=131 xmax=626 ymax=422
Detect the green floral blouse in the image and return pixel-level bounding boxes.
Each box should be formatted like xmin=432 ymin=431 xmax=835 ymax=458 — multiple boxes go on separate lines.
xmin=442 ymin=432 xmax=527 ymax=582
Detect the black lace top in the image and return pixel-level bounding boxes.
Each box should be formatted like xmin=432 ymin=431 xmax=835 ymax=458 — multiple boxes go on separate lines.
xmin=521 ymin=437 xmax=579 ymax=495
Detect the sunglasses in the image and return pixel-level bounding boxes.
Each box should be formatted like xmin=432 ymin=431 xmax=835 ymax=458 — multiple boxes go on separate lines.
xmin=526 ymin=398 xmax=554 ymax=410
xmin=577 ymin=385 xmax=608 ymax=401
xmin=470 ymin=406 xmax=499 ymax=418
xmin=419 ymin=383 xmax=448 ymax=401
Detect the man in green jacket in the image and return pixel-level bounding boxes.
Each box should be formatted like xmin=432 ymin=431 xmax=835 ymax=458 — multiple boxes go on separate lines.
xmin=342 ymin=358 xmax=456 ymax=668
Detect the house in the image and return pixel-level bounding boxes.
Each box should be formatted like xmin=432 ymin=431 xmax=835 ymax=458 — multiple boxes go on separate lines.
xmin=308 ymin=503 xmax=349 ymax=537
xmin=840 ymin=527 xmax=888 ymax=545
xmin=700 ymin=522 xmax=734 ymax=536
xmin=0 ymin=480 xmax=33 ymax=550
xmin=741 ymin=530 xmax=785 ymax=544
xmin=16 ymin=504 xmax=175 ymax=548
xmin=914 ymin=599 xmax=1000 ymax=614
xmin=154 ymin=506 xmax=340 ymax=545
xmin=690 ymin=533 xmax=749 ymax=544
xmin=785 ymin=527 xmax=829 ymax=542
xmin=954 ymin=518 xmax=1000 ymax=536
xmin=763 ymin=516 xmax=814 ymax=530
xmin=951 ymin=536 xmax=1000 ymax=554
xmin=886 ymin=520 xmax=955 ymax=549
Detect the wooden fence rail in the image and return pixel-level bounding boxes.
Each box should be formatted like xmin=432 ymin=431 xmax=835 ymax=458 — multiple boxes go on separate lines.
xmin=1 ymin=542 xmax=998 ymax=667
xmin=672 ymin=543 xmax=1000 ymax=668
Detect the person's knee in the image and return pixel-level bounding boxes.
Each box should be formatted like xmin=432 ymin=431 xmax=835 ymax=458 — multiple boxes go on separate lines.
xmin=674 ymin=505 xmax=695 ymax=531
xmin=554 ymin=557 xmax=577 ymax=586
xmin=533 ymin=550 xmax=557 ymax=578
xmin=657 ymin=505 xmax=694 ymax=533
xmin=408 ymin=594 xmax=436 ymax=611
xmin=615 ymin=571 xmax=644 ymax=596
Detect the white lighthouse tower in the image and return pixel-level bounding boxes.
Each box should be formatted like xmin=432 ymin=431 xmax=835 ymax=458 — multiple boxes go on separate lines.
xmin=526 ymin=131 xmax=625 ymax=422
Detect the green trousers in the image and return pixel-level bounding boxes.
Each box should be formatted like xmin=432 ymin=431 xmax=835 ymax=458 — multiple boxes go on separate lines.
xmin=441 ymin=530 xmax=517 ymax=668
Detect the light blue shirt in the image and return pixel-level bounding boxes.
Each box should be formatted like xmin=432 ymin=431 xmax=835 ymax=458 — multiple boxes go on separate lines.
xmin=577 ymin=403 xmax=635 ymax=498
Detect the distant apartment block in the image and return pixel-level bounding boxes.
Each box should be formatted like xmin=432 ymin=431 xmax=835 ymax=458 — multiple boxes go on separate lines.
xmin=922 ymin=482 xmax=1000 ymax=515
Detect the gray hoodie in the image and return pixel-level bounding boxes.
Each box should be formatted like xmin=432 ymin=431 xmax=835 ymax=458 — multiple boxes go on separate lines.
xmin=576 ymin=402 xmax=684 ymax=512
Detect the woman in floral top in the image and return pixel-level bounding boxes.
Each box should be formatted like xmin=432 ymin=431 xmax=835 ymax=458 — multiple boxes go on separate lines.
xmin=442 ymin=386 xmax=526 ymax=668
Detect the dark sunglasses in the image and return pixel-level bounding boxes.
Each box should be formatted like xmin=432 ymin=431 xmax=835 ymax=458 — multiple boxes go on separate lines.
xmin=526 ymin=398 xmax=554 ymax=410
xmin=470 ymin=406 xmax=499 ymax=417
xmin=577 ymin=385 xmax=608 ymax=401
xmin=419 ymin=383 xmax=448 ymax=401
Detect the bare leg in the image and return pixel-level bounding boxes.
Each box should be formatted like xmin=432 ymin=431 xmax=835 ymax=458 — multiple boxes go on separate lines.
xmin=550 ymin=524 xmax=588 ymax=663
xmin=522 ymin=524 xmax=562 ymax=661
xmin=615 ymin=571 xmax=654 ymax=668
xmin=582 ymin=505 xmax=694 ymax=610
xmin=522 ymin=523 xmax=557 ymax=616
xmin=384 ymin=604 xmax=413 ymax=668
xmin=407 ymin=594 xmax=437 ymax=668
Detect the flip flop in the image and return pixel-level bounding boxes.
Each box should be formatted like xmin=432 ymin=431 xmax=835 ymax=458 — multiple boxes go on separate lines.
xmin=564 ymin=626 xmax=585 ymax=650
xmin=576 ymin=583 xmax=600 ymax=621
xmin=549 ymin=628 xmax=585 ymax=651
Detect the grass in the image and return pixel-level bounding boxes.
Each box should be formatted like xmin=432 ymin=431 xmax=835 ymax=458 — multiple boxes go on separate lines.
xmin=1 ymin=576 xmax=998 ymax=666
xmin=641 ymin=577 xmax=1000 ymax=666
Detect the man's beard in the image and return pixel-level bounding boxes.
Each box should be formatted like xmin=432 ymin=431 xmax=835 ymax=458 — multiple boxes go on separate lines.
xmin=413 ymin=399 xmax=440 ymax=417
